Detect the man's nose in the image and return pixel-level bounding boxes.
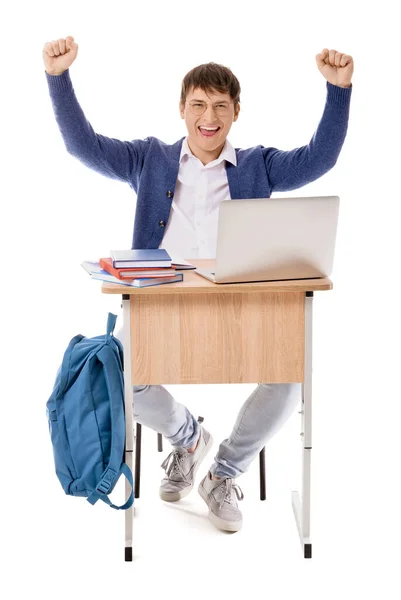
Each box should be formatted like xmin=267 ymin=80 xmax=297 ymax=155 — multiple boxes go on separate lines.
xmin=204 ymin=104 xmax=218 ymax=120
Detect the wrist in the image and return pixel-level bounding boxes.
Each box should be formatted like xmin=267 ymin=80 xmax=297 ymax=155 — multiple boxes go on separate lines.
xmin=45 ymin=69 xmax=66 ymax=77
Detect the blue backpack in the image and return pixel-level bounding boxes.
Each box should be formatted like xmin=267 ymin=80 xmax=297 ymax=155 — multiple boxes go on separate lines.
xmin=46 ymin=313 xmax=134 ymax=510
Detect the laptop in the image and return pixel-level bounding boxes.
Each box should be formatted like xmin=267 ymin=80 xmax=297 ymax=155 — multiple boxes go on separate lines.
xmin=195 ymin=195 xmax=340 ymax=284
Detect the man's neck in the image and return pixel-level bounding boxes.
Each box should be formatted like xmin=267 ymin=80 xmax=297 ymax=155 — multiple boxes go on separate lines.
xmin=187 ymin=138 xmax=225 ymax=166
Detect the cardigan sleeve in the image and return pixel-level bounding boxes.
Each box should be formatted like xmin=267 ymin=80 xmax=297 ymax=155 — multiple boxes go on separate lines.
xmin=45 ymin=69 xmax=149 ymax=183
xmin=263 ymin=82 xmax=352 ymax=192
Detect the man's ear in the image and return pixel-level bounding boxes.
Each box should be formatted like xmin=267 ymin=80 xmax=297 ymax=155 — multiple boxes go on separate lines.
xmin=179 ymin=101 xmax=185 ymax=119
xmin=233 ymin=103 xmax=240 ymax=122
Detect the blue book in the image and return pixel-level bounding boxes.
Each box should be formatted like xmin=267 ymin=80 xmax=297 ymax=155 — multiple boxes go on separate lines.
xmin=132 ymin=274 xmax=183 ymax=287
xmin=110 ymin=249 xmax=172 ymax=268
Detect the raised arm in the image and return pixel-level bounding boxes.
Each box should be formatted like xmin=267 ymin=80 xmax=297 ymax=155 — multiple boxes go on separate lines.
xmin=43 ymin=36 xmax=148 ymax=183
xmin=265 ymin=48 xmax=354 ymax=193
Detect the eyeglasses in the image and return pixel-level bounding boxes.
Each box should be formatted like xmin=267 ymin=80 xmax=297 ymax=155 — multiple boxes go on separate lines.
xmin=187 ymin=100 xmax=234 ymax=117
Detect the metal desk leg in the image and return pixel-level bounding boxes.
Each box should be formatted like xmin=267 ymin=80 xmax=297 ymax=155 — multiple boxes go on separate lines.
xmin=292 ymin=291 xmax=313 ymax=559
xmin=122 ymin=295 xmax=134 ymax=562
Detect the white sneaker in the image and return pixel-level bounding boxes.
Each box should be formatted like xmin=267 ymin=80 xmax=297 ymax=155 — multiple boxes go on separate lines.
xmin=159 ymin=425 xmax=213 ymax=502
xmin=198 ymin=472 xmax=244 ymax=532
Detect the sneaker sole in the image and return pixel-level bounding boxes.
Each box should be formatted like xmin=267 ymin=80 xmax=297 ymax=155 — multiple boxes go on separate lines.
xmin=198 ymin=484 xmax=242 ymax=533
xmin=159 ymin=432 xmax=214 ymax=503
xmin=159 ymin=486 xmax=192 ymax=503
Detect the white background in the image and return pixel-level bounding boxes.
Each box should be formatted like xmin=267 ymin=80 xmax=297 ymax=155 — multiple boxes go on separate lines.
xmin=1 ymin=0 xmax=400 ymax=596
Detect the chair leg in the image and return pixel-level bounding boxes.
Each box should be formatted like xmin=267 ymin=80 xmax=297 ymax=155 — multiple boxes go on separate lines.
xmin=134 ymin=423 xmax=142 ymax=498
xmin=259 ymin=447 xmax=266 ymax=501
xmin=157 ymin=433 xmax=163 ymax=452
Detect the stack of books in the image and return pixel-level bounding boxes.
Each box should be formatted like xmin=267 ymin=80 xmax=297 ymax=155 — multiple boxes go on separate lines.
xmin=81 ymin=249 xmax=195 ymax=288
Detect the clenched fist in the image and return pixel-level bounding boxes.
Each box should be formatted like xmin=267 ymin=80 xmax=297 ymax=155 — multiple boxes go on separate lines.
xmin=43 ymin=36 xmax=79 ymax=76
xmin=316 ymin=48 xmax=354 ymax=88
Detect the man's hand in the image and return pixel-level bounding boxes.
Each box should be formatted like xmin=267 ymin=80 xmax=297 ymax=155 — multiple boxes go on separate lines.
xmin=316 ymin=48 xmax=354 ymax=88
xmin=43 ymin=36 xmax=79 ymax=76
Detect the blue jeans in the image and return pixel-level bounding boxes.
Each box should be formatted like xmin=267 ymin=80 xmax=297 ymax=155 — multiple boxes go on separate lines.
xmin=116 ymin=328 xmax=301 ymax=479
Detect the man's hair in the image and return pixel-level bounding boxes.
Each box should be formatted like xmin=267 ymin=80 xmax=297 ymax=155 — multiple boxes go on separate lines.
xmin=180 ymin=62 xmax=241 ymax=109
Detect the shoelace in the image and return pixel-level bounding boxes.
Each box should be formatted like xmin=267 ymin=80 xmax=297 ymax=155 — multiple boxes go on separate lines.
xmin=161 ymin=449 xmax=190 ymax=482
xmin=217 ymin=478 xmax=244 ymax=511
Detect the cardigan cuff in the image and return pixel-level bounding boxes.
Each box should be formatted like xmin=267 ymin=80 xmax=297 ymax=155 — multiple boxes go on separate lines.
xmin=45 ymin=69 xmax=73 ymax=94
xmin=326 ymin=81 xmax=352 ymax=106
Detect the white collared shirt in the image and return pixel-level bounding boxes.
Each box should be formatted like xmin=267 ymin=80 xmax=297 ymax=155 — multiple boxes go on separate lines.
xmin=158 ymin=137 xmax=237 ymax=259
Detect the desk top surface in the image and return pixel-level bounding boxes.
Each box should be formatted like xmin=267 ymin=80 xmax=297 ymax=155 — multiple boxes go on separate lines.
xmin=101 ymin=259 xmax=333 ymax=295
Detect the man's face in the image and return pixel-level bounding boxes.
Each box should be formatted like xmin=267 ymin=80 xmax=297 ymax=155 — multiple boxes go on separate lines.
xmin=179 ymin=86 xmax=240 ymax=162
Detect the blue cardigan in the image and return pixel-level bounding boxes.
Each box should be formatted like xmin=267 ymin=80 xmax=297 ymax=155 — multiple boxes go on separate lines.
xmin=45 ymin=70 xmax=352 ymax=249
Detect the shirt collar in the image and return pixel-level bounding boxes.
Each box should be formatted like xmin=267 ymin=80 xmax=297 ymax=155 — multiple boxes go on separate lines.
xmin=179 ymin=137 xmax=237 ymax=167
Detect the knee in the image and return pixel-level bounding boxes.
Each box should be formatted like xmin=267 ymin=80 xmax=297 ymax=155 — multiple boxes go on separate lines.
xmin=259 ymin=382 xmax=300 ymax=389
xmin=133 ymin=385 xmax=149 ymax=393
xmin=259 ymin=382 xmax=302 ymax=399
xmin=131 ymin=385 xmax=149 ymax=419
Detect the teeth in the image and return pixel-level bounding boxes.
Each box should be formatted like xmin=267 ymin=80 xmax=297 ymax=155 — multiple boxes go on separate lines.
xmin=200 ymin=127 xmax=219 ymax=131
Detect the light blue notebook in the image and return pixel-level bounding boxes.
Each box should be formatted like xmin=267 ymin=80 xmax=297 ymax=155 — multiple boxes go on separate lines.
xmin=81 ymin=261 xmax=183 ymax=287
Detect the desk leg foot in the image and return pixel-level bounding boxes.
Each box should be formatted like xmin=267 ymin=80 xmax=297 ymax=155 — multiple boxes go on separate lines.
xmin=125 ymin=547 xmax=133 ymax=562
xmin=124 ymin=451 xmax=134 ymax=562
xmin=292 ymin=489 xmax=312 ymax=559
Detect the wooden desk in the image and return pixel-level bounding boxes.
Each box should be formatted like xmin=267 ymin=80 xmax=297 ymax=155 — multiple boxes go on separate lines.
xmin=102 ymin=258 xmax=333 ymax=560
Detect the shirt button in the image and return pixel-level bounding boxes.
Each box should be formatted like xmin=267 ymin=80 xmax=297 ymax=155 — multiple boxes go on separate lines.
xmin=159 ymin=220 xmax=166 ymax=227
xmin=166 ymin=190 xmax=174 ymax=198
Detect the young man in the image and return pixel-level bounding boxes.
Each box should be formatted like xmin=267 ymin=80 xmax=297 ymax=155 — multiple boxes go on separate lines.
xmin=43 ymin=37 xmax=353 ymax=533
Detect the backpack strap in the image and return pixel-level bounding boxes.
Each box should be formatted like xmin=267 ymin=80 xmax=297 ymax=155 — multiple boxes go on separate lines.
xmin=86 ymin=342 xmax=134 ymax=510
xmin=88 ymin=463 xmax=134 ymax=510
xmin=106 ymin=312 xmax=117 ymax=337
xmin=106 ymin=312 xmax=124 ymax=366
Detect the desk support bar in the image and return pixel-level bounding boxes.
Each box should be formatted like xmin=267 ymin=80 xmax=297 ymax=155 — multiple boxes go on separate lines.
xmin=122 ymin=295 xmax=134 ymax=561
xmin=292 ymin=291 xmax=313 ymax=559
